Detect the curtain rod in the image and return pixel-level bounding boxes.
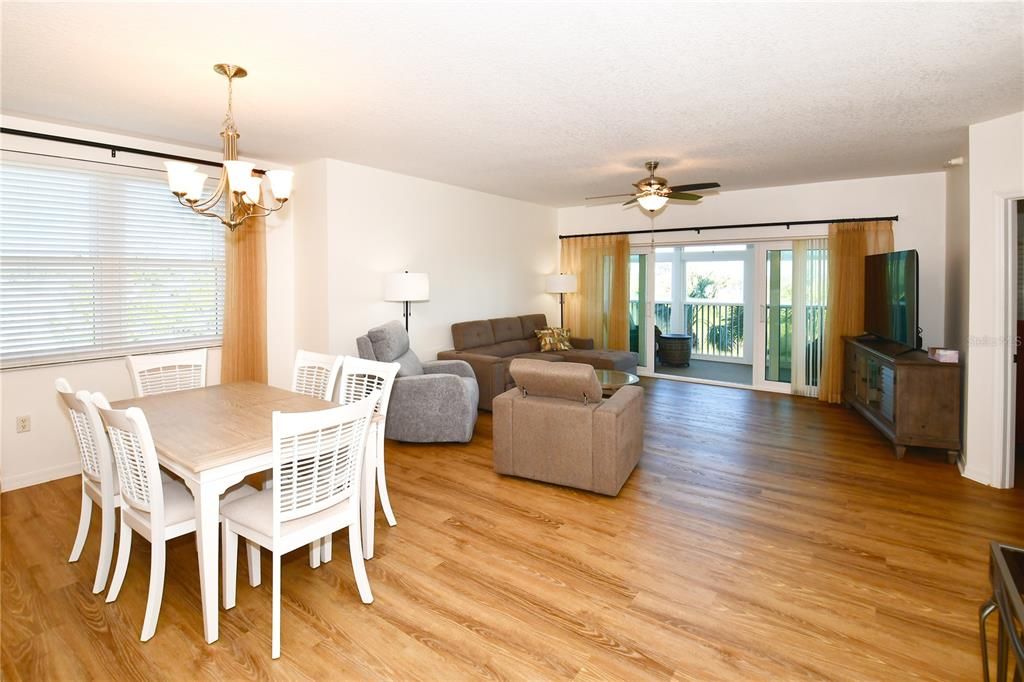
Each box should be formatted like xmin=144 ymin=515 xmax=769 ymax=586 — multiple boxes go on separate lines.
xmin=558 ymin=215 xmax=899 ymax=240
xmin=0 ymin=127 xmax=267 ymax=175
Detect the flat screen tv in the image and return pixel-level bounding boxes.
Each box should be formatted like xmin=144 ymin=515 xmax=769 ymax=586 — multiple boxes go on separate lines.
xmin=864 ymin=250 xmax=920 ymax=348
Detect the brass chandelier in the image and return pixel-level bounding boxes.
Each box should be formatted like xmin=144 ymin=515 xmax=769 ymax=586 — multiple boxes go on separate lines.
xmin=164 ymin=64 xmax=293 ymax=231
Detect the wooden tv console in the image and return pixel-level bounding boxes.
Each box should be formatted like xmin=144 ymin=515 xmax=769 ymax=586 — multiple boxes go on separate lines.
xmin=842 ymin=336 xmax=961 ymax=463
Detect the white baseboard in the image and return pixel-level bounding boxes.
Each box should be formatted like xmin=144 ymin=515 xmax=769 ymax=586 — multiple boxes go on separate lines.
xmin=1 ymin=462 xmax=80 ymax=492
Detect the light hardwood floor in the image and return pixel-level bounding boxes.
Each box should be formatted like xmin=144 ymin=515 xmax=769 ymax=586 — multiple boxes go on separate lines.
xmin=3 ymin=378 xmax=1023 ymax=680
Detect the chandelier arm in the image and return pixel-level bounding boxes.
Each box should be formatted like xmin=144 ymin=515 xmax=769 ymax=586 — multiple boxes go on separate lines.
xmin=247 ymin=198 xmax=286 ymax=212
xmin=244 ymin=205 xmax=276 ymax=221
xmin=178 ymin=195 xmax=233 ymax=223
xmin=192 ymin=174 xmax=228 ymax=210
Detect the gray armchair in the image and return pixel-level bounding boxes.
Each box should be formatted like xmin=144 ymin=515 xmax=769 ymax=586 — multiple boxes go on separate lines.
xmin=356 ymin=321 xmax=479 ymax=443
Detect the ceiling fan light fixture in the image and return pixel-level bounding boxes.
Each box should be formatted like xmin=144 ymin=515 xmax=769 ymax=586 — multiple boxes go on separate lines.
xmin=637 ymin=192 xmax=669 ymax=211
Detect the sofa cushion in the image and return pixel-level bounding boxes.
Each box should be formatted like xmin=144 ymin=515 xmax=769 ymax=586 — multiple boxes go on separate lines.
xmin=490 ymin=317 xmax=524 ymax=343
xmin=366 ymin=320 xmax=423 ymax=376
xmin=394 ymin=350 xmax=424 ymax=377
xmin=452 ymin=320 xmax=494 ymax=351
xmin=367 ymin=320 xmax=409 ymax=362
xmin=519 ymin=314 xmax=548 ymax=339
xmin=502 ymin=352 xmax=563 ymax=389
xmin=514 ymin=352 xmax=564 ymax=362
xmin=510 ymin=358 xmax=603 ymax=404
xmin=558 ymin=349 xmax=637 ymax=372
xmin=470 ymin=339 xmax=534 ymax=357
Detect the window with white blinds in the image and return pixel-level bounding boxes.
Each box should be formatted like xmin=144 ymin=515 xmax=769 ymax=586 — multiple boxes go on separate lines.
xmin=0 ymin=160 xmax=225 ymax=369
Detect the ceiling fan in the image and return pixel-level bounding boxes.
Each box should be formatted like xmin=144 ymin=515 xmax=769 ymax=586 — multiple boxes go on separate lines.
xmin=585 ymin=161 xmax=720 ymax=212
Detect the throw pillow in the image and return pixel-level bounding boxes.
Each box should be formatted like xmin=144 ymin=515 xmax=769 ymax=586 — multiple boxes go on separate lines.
xmin=553 ymin=327 xmax=573 ymax=351
xmin=535 ymin=327 xmax=573 ymax=352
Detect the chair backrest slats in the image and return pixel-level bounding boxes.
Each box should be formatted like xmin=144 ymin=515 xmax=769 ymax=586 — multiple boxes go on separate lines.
xmin=272 ymin=394 xmax=379 ymax=528
xmin=96 ymin=399 xmax=163 ymax=516
xmin=56 ymin=378 xmax=114 ymax=486
xmin=292 ymin=350 xmax=343 ymax=401
xmin=337 ymin=356 xmax=400 ymax=417
xmin=127 ymin=349 xmax=208 ymax=397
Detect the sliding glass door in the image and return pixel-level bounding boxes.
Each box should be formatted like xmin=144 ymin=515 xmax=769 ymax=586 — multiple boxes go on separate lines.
xmin=754 ymin=242 xmax=793 ymax=391
xmin=632 ymin=238 xmax=826 ymax=393
xmin=629 ymin=252 xmax=649 ymax=370
xmin=753 ymin=240 xmax=828 ymax=394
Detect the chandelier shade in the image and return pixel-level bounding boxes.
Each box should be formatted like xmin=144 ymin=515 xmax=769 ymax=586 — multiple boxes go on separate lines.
xmin=165 ymin=64 xmax=293 ymax=231
xmin=637 ymin=192 xmax=669 ymax=212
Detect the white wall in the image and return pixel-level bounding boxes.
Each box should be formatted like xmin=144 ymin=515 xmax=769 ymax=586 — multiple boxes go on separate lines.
xmin=294 ymin=158 xmax=560 ymax=361
xmin=559 ymin=172 xmax=948 ymax=348
xmin=945 ymin=137 xmax=970 ymax=461
xmin=0 ymin=115 xmax=295 ymax=490
xmin=962 ymin=111 xmax=1024 ymax=486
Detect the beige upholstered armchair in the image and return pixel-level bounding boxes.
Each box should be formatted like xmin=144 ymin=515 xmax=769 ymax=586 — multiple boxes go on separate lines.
xmin=492 ymin=359 xmax=644 ymax=496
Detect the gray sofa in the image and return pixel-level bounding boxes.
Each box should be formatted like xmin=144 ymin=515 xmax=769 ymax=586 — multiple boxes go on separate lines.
xmin=356 ymin=321 xmax=479 ymax=443
xmin=437 ymin=313 xmax=638 ymax=410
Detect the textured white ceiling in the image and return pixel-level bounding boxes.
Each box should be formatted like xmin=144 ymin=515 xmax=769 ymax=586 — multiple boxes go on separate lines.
xmin=1 ymin=2 xmax=1021 ymax=207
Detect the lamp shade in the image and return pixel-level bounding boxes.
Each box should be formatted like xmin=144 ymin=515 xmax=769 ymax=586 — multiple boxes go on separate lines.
xmin=384 ymin=271 xmax=429 ymax=301
xmin=545 ymin=273 xmax=577 ymax=294
xmin=637 ymin=192 xmax=669 ymax=211
xmin=165 ymin=161 xmax=198 ymax=194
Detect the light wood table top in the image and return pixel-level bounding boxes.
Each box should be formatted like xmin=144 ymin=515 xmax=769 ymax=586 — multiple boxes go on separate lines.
xmin=111 ymin=381 xmax=336 ymax=473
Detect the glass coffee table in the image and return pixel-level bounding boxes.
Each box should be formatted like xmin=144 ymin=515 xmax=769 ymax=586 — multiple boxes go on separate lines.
xmin=595 ymin=369 xmax=640 ymax=396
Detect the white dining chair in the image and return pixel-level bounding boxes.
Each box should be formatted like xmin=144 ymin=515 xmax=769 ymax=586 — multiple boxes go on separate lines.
xmin=58 ymin=378 xmax=120 ymax=594
xmin=220 ymin=394 xmax=379 ymax=659
xmin=96 ymin=395 xmax=198 ymax=641
xmin=291 ymin=349 xmax=343 ymax=401
xmin=96 ymin=394 xmax=258 ymax=641
xmin=290 ymin=349 xmax=344 ymax=568
xmin=329 ymin=356 xmax=400 ymax=562
xmin=127 ymin=348 xmax=208 ymax=397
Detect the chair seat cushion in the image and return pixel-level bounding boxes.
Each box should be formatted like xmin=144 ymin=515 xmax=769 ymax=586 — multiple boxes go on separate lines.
xmin=220 ymin=487 xmax=356 ymax=538
xmin=162 ymin=478 xmax=198 ymax=526
xmin=557 ymin=349 xmax=637 ymax=372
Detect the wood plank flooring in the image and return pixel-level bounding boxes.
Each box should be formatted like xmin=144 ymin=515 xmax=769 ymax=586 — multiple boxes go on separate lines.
xmin=3 ymin=378 xmax=1023 ymax=680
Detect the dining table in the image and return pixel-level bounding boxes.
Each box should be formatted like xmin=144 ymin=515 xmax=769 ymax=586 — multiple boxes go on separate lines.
xmin=112 ymin=380 xmax=363 ymax=644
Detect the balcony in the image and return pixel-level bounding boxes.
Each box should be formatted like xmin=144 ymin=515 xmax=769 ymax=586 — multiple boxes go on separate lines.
xmin=630 ymin=301 xmax=824 ymax=385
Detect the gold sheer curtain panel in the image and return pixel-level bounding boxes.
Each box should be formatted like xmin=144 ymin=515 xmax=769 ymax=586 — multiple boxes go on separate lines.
xmin=560 ymin=234 xmax=630 ymax=351
xmin=220 ymin=197 xmax=268 ymax=384
xmin=818 ymin=220 xmax=894 ymax=403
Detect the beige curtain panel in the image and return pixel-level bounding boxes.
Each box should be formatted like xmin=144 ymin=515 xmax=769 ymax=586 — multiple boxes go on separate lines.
xmin=818 ymin=220 xmax=894 ymax=403
xmin=220 ymin=199 xmax=268 ymax=384
xmin=560 ymin=234 xmax=630 ymax=351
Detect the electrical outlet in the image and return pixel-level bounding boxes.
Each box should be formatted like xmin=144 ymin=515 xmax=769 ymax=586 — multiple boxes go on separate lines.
xmin=15 ymin=415 xmax=30 ymax=433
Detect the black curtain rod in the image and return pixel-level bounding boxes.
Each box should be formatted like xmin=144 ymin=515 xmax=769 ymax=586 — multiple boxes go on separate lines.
xmin=0 ymin=127 xmax=267 ymax=175
xmin=558 ymin=215 xmax=899 ymax=240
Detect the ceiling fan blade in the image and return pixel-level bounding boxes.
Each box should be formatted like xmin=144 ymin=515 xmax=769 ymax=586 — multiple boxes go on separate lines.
xmin=585 ymin=193 xmax=636 ymax=200
xmin=622 ymin=198 xmax=638 ymax=207
xmin=668 ymin=182 xmax=721 ymax=192
xmin=667 ymin=192 xmax=702 ymax=201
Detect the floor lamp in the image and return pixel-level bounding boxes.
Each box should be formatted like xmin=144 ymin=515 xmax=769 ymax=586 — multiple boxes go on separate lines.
xmin=384 ymin=271 xmax=430 ymax=331
xmin=545 ymin=273 xmax=577 ymax=328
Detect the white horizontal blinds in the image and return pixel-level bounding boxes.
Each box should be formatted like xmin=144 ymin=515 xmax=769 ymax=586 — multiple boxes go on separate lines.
xmin=0 ymin=160 xmax=225 ymax=368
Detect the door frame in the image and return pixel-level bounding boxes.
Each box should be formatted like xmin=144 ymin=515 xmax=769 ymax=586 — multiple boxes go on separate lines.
xmin=630 ymin=245 xmax=656 ymax=375
xmin=997 ymin=195 xmax=1023 ymax=488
